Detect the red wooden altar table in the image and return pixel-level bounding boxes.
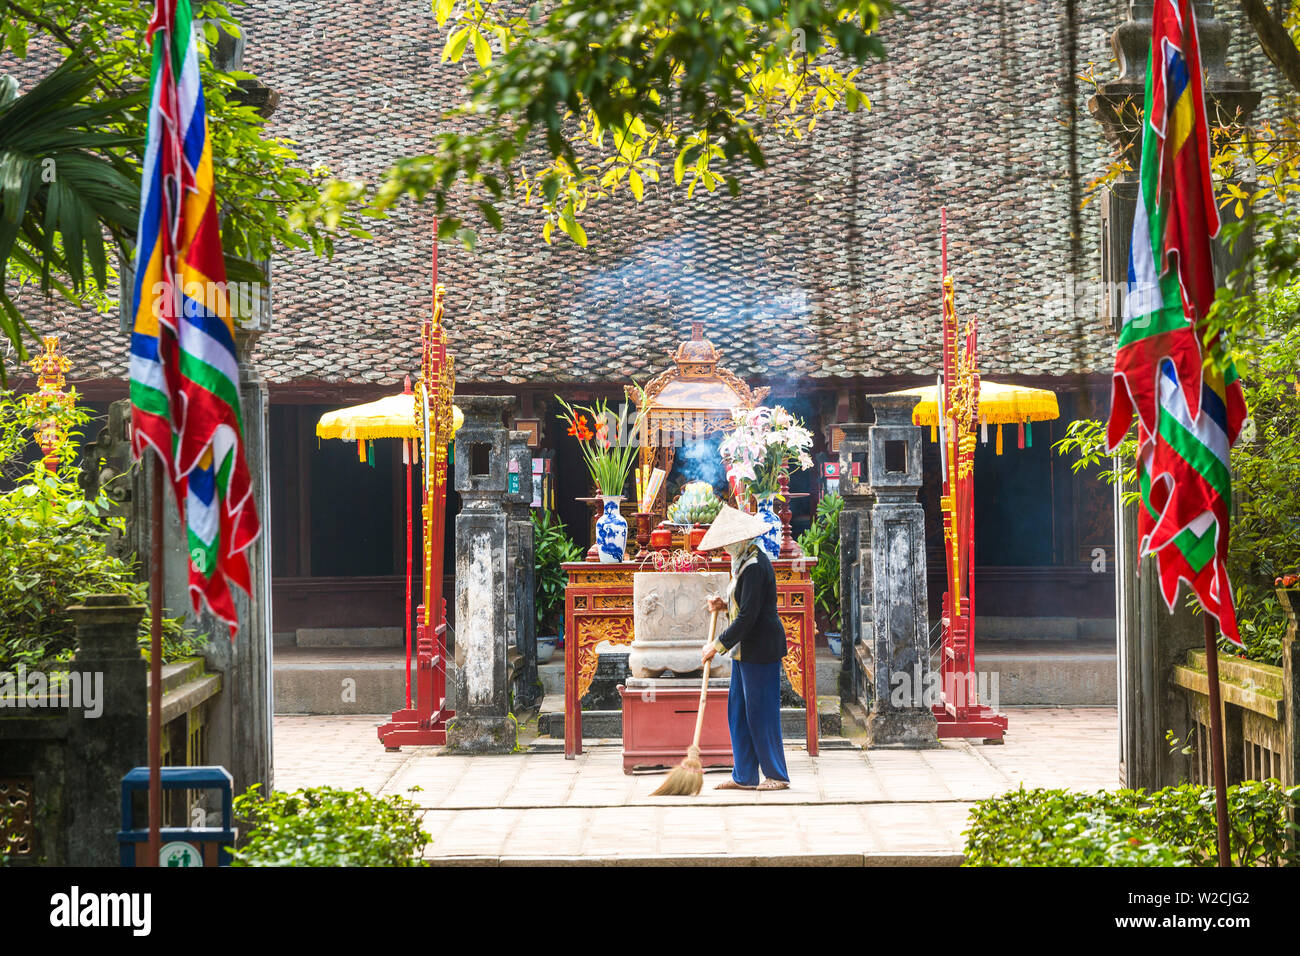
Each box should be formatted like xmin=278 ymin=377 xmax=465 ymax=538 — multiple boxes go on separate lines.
xmin=562 ymin=559 xmax=817 ymax=759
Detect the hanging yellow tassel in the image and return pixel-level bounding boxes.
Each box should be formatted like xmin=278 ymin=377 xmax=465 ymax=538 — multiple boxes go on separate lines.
xmin=930 ymin=424 xmax=937 ymax=442
xmin=357 ymin=438 xmax=366 ymax=462
xmin=996 ymin=424 xmax=1003 ymax=456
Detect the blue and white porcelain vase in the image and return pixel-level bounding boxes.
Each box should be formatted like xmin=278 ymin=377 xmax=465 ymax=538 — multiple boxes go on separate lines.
xmin=596 ymin=495 xmax=628 ymax=563
xmin=755 ymin=494 xmax=783 ymax=559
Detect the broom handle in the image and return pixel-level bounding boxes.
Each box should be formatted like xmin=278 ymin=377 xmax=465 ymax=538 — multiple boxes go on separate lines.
xmin=691 ymin=608 xmax=720 ymax=751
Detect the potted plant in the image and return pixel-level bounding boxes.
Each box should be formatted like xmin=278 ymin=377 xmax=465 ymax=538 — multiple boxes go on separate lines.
xmin=556 ymin=392 xmax=647 ymax=562
xmin=718 ymin=405 xmax=814 ymax=558
xmin=797 ymin=492 xmax=843 ymax=654
xmin=533 ymin=510 xmax=582 ymax=661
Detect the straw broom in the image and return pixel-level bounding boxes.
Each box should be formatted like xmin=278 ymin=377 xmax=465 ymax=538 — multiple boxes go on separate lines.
xmin=651 ymin=607 xmax=720 ymax=797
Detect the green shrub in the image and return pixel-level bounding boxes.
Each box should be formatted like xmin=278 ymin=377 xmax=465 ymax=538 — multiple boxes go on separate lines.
xmin=0 ymin=390 xmax=206 ymax=669
xmin=797 ymin=492 xmax=842 ymax=631
xmin=964 ymin=781 xmax=1300 ymax=867
xmin=1 ymin=390 xmax=133 ymax=668
xmin=1218 ymin=590 xmax=1287 ymax=666
xmin=230 ymin=785 xmax=430 ymax=867
xmin=533 ymin=510 xmax=582 ymax=635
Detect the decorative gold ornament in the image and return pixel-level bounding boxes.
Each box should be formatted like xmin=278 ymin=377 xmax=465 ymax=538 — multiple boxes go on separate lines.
xmin=23 ymin=335 xmax=75 ymax=472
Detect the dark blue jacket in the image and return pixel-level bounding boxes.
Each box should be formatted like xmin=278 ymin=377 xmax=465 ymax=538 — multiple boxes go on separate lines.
xmin=715 ymin=550 xmax=787 ymax=664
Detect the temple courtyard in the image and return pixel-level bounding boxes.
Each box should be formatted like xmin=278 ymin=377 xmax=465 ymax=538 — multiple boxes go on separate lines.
xmin=274 ymin=706 xmax=1118 ymax=865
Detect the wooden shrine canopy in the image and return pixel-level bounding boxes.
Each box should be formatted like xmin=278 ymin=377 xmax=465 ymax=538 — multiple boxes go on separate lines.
xmin=625 ymin=321 xmax=768 ymax=515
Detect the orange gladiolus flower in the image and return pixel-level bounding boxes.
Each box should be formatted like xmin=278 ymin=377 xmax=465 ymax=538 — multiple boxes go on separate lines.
xmin=568 ymin=415 xmax=593 ymax=441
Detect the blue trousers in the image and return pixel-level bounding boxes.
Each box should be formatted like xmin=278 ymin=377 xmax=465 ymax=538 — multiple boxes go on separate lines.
xmin=728 ymin=659 xmax=789 ymax=786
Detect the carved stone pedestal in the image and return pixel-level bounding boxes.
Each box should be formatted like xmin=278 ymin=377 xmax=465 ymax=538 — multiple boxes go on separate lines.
xmin=627 ymin=572 xmax=730 ymax=679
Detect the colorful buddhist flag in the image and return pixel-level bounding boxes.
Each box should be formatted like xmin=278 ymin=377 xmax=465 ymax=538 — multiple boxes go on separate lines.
xmin=1108 ymin=0 xmax=1247 ymax=646
xmin=127 ymin=0 xmax=259 ymax=635
xmin=1136 ymin=360 xmax=1245 ymax=644
xmin=1107 ymin=0 xmax=1220 ymax=450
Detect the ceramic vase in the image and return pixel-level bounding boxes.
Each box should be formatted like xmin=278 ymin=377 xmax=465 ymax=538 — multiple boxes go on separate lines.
xmin=755 ymin=494 xmax=782 ymax=559
xmin=596 ymin=495 xmax=628 ymax=563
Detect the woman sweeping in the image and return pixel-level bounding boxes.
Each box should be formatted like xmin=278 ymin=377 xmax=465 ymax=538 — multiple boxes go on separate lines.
xmin=698 ymin=506 xmax=791 ymax=791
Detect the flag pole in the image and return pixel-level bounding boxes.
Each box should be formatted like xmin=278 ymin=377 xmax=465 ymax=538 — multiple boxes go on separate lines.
xmin=1202 ymin=614 xmax=1232 ymax=866
xmin=148 ymin=469 xmax=164 ymax=866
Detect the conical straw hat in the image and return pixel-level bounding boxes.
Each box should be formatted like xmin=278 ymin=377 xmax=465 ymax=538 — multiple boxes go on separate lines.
xmin=697 ymin=504 xmax=770 ymax=551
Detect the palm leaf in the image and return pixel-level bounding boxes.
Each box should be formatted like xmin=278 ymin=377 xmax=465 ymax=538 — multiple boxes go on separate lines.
xmin=0 ymin=46 xmax=143 ymax=380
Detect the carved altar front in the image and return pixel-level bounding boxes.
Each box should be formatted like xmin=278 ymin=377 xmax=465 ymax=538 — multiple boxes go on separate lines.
xmin=562 ymin=559 xmax=817 ymax=759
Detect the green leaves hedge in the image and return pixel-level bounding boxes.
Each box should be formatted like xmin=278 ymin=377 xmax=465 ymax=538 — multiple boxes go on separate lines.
xmin=964 ymin=781 xmax=1300 ymax=866
xmin=230 ymin=786 xmax=430 ymax=867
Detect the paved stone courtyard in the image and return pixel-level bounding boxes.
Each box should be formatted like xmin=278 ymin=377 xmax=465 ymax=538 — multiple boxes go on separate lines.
xmin=273 ymin=706 xmax=1119 ymax=865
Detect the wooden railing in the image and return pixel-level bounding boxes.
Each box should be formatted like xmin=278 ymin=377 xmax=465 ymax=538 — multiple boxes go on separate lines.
xmin=1171 ymin=588 xmax=1299 ymax=788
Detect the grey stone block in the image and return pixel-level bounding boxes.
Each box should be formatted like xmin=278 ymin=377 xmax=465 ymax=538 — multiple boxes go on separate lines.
xmin=865 ymin=709 xmax=942 ymax=749
xmin=274 ymin=656 xmax=413 ymax=715
xmin=445 ymin=714 xmax=518 ymax=754
xmin=978 ymin=641 xmax=1117 ymax=705
xmin=296 ymin=627 xmax=404 ymax=648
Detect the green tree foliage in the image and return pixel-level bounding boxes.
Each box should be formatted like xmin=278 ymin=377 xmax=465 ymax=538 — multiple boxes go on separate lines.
xmin=230 ymin=785 xmax=431 ymax=866
xmin=294 ymin=0 xmax=893 ymax=247
xmin=0 ymin=54 xmax=141 ymax=362
xmin=0 ymin=0 xmax=364 ymax=370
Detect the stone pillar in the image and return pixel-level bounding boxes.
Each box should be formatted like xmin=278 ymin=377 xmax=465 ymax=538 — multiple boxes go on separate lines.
xmin=64 ymin=595 xmax=147 ymax=866
xmin=1091 ymin=0 xmax=1260 ymax=789
xmin=837 ymin=422 xmax=873 ymax=706
xmin=505 ymin=430 xmax=540 ymax=711
xmin=201 ymin=333 xmax=274 ymax=798
xmin=111 ymin=32 xmax=279 ymax=803
xmin=446 ymin=396 xmax=518 ymax=753
xmin=861 ymin=394 xmax=937 ymax=748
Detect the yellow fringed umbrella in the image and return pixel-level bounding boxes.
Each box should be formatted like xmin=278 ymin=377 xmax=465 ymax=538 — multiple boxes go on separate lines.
xmin=316 ymin=392 xmax=463 ymax=462
xmin=316 ymin=393 xmax=464 ymax=441
xmin=889 ymin=380 xmax=1059 ymax=455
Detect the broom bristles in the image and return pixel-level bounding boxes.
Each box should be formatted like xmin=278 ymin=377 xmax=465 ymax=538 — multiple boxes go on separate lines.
xmin=650 ymin=745 xmax=704 ymax=797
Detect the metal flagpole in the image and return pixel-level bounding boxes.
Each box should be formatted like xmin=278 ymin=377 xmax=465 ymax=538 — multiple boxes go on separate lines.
xmin=1202 ymin=615 xmax=1232 ymax=866
xmin=148 ymin=470 xmax=164 ymax=866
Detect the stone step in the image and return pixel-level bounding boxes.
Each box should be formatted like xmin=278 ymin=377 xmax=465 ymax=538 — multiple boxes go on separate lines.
xmin=974 ymin=639 xmax=1116 ymax=706
xmin=295 ymin=627 xmax=404 ymax=648
xmin=538 ymin=649 xmax=844 ymax=698
xmin=979 ymin=616 xmax=1115 ymax=642
xmin=268 ymin=637 xmax=1116 ymax=716
xmin=273 ymin=647 xmax=414 ymax=715
xmin=535 ymin=694 xmax=843 ymax=739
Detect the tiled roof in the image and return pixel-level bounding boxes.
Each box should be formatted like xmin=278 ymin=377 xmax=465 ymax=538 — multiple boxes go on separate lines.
xmin=4 ymin=0 xmax=1287 ymax=387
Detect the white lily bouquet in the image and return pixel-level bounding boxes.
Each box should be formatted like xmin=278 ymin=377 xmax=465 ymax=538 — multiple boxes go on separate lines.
xmin=718 ymin=405 xmax=815 ymax=502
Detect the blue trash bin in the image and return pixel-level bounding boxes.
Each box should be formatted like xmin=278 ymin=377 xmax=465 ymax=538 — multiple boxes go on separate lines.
xmin=118 ymin=766 xmax=237 ymax=867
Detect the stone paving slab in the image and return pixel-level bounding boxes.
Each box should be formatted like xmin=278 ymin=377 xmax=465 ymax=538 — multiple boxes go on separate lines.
xmin=273 ymin=706 xmax=1118 ymax=863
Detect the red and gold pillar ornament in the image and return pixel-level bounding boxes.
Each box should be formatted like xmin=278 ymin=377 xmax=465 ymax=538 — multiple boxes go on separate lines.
xmin=24 ymin=335 xmax=74 ymax=472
